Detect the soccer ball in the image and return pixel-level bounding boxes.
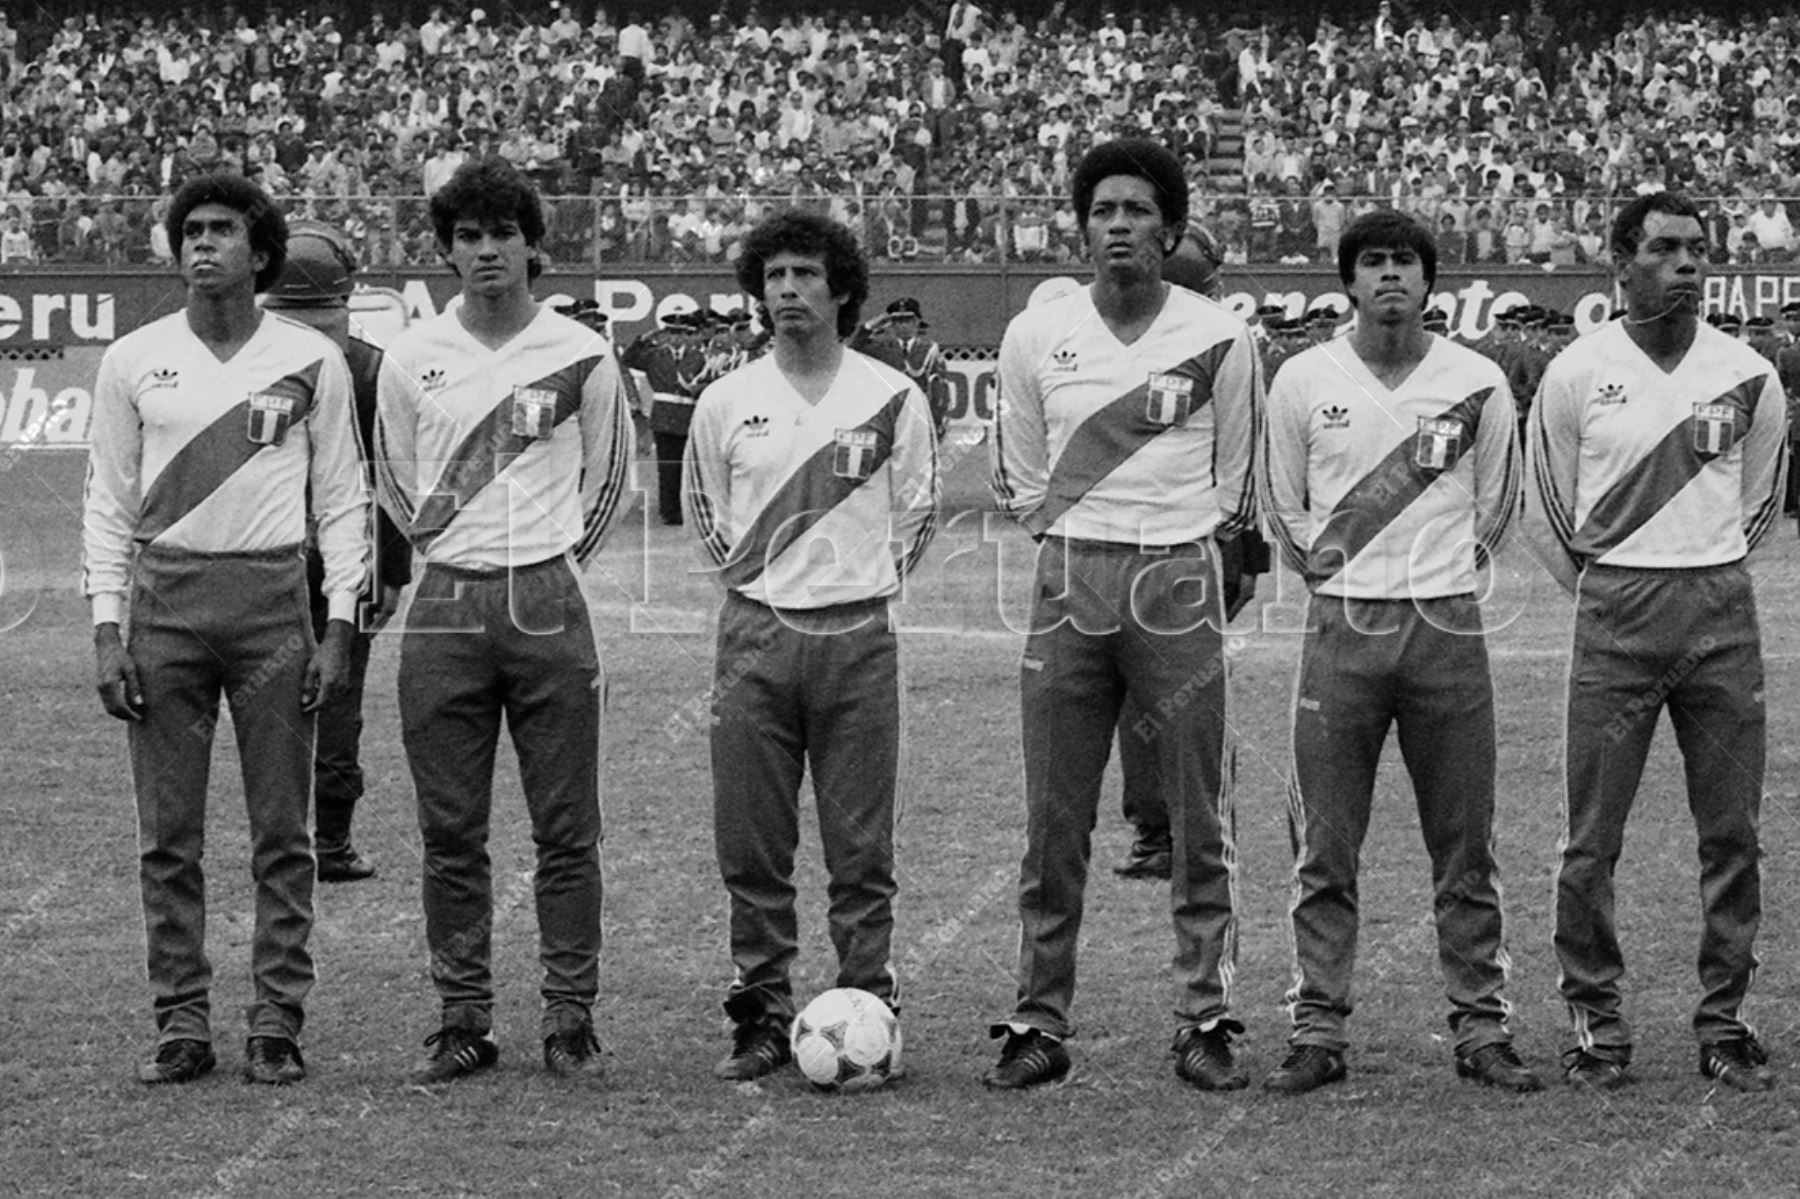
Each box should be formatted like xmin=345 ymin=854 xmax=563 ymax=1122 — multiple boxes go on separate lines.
xmin=790 ymin=988 xmax=902 ymax=1093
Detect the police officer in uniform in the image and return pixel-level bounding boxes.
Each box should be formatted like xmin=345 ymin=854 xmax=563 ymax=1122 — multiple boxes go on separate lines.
xmin=853 ymin=297 xmax=953 ymax=437
xmin=1307 ymin=306 xmax=1342 ymax=346
xmin=623 ymin=312 xmax=690 ymax=525
xmin=1746 ymin=315 xmax=1781 ymax=364
xmin=654 ymin=313 xmax=718 ymax=526
xmin=702 ymin=307 xmax=748 ymax=381
xmin=1261 ymin=316 xmax=1298 ymax=383
xmin=1506 ymin=308 xmax=1550 ymax=424
xmin=1480 ymin=303 xmax=1521 ymax=375
xmin=728 ymin=309 xmax=769 ymax=363
xmin=262 ymin=220 xmax=412 ymax=883
xmin=1777 ymin=303 xmax=1800 ymax=514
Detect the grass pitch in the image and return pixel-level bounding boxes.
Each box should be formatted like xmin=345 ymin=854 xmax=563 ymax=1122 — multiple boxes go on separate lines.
xmin=3 ymin=447 xmax=1799 ymax=1197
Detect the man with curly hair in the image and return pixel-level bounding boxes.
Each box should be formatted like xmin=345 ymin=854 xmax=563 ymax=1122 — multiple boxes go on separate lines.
xmin=683 ymin=211 xmax=939 ymax=1080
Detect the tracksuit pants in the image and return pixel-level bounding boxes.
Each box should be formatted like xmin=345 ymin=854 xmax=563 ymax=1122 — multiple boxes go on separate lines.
xmin=1118 ymin=697 xmax=1169 ymax=837
xmin=1557 ymin=563 xmax=1765 ymax=1060
xmin=127 ymin=544 xmax=316 ymax=1045
xmin=399 ymin=556 xmax=604 ymax=1038
xmin=1283 ymin=595 xmax=1514 ymax=1055
xmin=999 ymin=537 xmax=1237 ymax=1040
xmin=711 ymin=591 xmax=901 ymax=1028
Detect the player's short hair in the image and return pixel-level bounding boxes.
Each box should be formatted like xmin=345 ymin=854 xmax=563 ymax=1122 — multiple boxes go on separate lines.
xmin=1336 ymin=210 xmax=1437 ymax=290
xmin=429 ymin=157 xmax=547 ymax=278
xmin=1610 ymin=191 xmax=1705 ymax=260
xmin=166 ymin=172 xmax=287 ymax=292
xmin=734 ymin=211 xmax=869 ymax=338
xmin=1070 ymin=138 xmax=1189 ymax=235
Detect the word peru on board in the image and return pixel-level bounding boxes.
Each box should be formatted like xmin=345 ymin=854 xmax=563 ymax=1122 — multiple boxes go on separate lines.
xmin=6 ymin=266 xmax=1800 ymax=447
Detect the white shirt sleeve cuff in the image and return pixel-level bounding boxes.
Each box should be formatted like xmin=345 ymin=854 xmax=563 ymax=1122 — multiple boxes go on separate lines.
xmin=326 ymin=592 xmax=358 ymax=624
xmin=92 ymin=594 xmax=125 ymax=626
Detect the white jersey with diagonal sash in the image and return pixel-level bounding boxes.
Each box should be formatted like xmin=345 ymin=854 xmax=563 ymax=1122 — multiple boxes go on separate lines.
xmin=990 ymin=284 xmax=1260 ymax=546
xmin=682 ymin=349 xmax=938 ymax=610
xmin=1261 ymin=334 xmax=1520 ymax=600
xmin=82 ymin=309 xmax=368 ymax=624
xmin=1523 ymin=320 xmax=1787 ymax=591
xmin=374 ymin=305 xmax=632 ymax=572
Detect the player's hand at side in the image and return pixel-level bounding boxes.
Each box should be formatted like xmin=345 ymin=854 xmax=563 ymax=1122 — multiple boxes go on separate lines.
xmin=94 ymin=623 xmax=144 ymax=721
xmin=303 ymin=619 xmax=356 ymax=713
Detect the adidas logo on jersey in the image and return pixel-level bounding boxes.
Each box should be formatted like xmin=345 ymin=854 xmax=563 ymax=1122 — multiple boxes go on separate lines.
xmin=743 ymin=413 xmax=770 ymax=437
xmin=419 ymin=368 xmax=448 ymax=391
xmin=1051 ymin=349 xmax=1079 ymax=373
xmin=146 ymin=367 xmax=179 ymax=390
xmin=1595 ymin=383 xmax=1628 ymax=406
xmin=1322 ymin=404 xmax=1351 ymax=429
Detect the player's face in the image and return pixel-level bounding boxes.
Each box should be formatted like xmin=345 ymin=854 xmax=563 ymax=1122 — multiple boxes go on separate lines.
xmin=760 ymin=250 xmax=843 ymax=340
xmin=1619 ymin=211 xmax=1707 ymax=321
xmin=444 ymin=217 xmax=534 ymax=298
xmin=179 ymin=202 xmax=265 ymax=295
xmin=1347 ymin=244 xmax=1429 ymax=325
xmin=1085 ymin=174 xmax=1173 ymax=283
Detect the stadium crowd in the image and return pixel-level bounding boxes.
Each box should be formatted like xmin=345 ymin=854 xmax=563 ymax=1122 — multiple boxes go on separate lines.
xmin=5 ymin=2 xmax=1800 ymax=267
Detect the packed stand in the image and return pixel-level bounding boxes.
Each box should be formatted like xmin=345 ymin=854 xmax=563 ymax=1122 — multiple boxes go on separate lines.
xmin=3 ymin=3 xmax=1800 ymax=268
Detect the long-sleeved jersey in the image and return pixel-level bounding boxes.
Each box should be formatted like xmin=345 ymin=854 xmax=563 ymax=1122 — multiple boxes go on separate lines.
xmin=682 ymin=349 xmax=938 ymax=610
xmin=374 ymin=306 xmax=631 ymax=571
xmin=989 ymin=284 xmax=1260 ymax=546
xmin=82 ymin=309 xmax=368 ymax=625
xmin=1261 ymin=335 xmax=1520 ymax=599
xmin=1523 ymin=320 xmax=1787 ymax=593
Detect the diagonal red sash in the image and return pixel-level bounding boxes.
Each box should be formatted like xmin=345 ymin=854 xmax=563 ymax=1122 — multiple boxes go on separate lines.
xmin=1572 ymin=377 xmax=1761 ymax=558
xmin=1023 ymin=341 xmax=1234 ymax=538
xmin=1307 ymin=387 xmax=1490 ymax=586
xmin=410 ymin=356 xmax=601 ymax=550
xmin=137 ymin=361 xmax=320 ymax=543
xmin=718 ymin=389 xmax=908 ymax=590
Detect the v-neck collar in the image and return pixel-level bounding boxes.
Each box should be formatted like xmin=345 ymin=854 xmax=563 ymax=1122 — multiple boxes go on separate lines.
xmin=186 ymin=308 xmax=266 ymax=367
xmin=1085 ymin=283 xmax=1170 ymax=351
xmin=456 ymin=303 xmax=544 ymax=356
xmin=1331 ymin=334 xmax=1439 ymax=398
xmin=1614 ymin=319 xmax=1696 ymax=378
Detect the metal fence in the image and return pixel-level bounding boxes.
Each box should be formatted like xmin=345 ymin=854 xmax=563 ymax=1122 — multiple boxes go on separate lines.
xmin=0 ymin=192 xmax=1783 ymax=269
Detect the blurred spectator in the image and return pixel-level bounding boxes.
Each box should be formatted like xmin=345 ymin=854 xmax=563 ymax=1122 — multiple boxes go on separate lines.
xmin=1 ymin=212 xmax=35 ymax=263
xmin=1747 ymin=196 xmax=1796 ymax=260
